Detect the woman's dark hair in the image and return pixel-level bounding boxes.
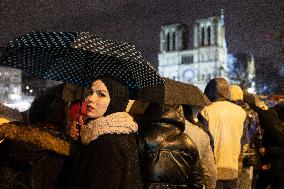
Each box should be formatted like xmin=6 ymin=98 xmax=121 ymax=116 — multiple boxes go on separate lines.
xmin=29 ymin=94 xmax=67 ymax=130
xmin=99 ymin=78 xmax=129 ymax=116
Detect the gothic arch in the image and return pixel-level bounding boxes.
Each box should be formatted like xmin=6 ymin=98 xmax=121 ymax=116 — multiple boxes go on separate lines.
xmin=167 ymin=32 xmax=170 ymax=51
xmin=207 ymin=26 xmax=211 ymax=45
xmin=201 ymin=27 xmax=205 ymax=46
xmin=172 ymin=32 xmax=176 ymax=51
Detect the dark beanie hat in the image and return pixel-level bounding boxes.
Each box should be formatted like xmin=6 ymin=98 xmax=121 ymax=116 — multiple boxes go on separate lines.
xmin=99 ymin=78 xmax=129 ymax=116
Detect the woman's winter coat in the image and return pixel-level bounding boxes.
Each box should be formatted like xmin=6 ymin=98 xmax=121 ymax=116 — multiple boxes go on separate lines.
xmin=0 ymin=122 xmax=70 ymax=189
xmin=139 ymin=104 xmax=204 ymax=189
xmin=69 ymin=112 xmax=142 ymax=189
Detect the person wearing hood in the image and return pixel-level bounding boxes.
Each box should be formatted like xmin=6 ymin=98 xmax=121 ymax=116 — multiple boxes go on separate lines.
xmin=201 ymin=78 xmax=247 ymax=189
xmin=138 ymin=103 xmax=204 ymax=189
xmin=230 ymin=85 xmax=261 ymax=152
xmin=230 ymin=85 xmax=262 ymax=189
xmin=0 ymin=94 xmax=71 ymax=189
xmin=69 ymin=78 xmax=142 ymax=189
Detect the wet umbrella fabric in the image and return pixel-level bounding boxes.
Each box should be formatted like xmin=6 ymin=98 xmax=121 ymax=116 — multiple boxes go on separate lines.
xmin=0 ymin=31 xmax=164 ymax=89
xmin=132 ymin=78 xmax=211 ymax=106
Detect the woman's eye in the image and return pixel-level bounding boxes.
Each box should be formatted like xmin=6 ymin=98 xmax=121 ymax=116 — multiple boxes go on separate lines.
xmin=88 ymin=90 xmax=93 ymax=95
xmin=98 ymin=92 xmax=106 ymax=97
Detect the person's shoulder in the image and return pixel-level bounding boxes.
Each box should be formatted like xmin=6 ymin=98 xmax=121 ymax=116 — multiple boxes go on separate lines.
xmin=185 ymin=121 xmax=204 ymax=135
xmin=88 ymin=135 xmax=124 ymax=154
xmin=226 ymin=101 xmax=247 ymax=119
xmin=181 ymin=136 xmax=200 ymax=158
xmin=218 ymin=100 xmax=246 ymax=110
xmin=229 ymin=101 xmax=246 ymax=112
xmin=202 ymin=101 xmax=228 ymax=110
xmin=95 ymin=133 xmax=132 ymax=141
xmin=186 ymin=127 xmax=209 ymax=147
xmin=203 ymin=101 xmax=246 ymax=114
xmin=94 ymin=134 xmax=137 ymax=148
xmin=180 ymin=133 xmax=199 ymax=150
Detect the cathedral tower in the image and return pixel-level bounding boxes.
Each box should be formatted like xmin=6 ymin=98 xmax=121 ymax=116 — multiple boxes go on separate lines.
xmin=194 ymin=12 xmax=226 ymax=48
xmin=158 ymin=12 xmax=228 ymax=90
xmin=160 ymin=23 xmax=188 ymax=52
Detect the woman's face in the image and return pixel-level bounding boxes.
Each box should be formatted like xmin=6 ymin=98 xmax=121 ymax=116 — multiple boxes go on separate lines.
xmin=86 ymin=80 xmax=111 ymax=119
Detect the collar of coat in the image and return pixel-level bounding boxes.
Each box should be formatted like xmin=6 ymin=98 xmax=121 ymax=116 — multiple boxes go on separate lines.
xmin=80 ymin=112 xmax=138 ymax=145
xmin=0 ymin=122 xmax=71 ymax=156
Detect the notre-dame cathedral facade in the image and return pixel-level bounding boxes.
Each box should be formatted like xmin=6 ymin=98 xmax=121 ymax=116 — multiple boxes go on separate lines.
xmin=158 ymin=13 xmax=228 ymax=90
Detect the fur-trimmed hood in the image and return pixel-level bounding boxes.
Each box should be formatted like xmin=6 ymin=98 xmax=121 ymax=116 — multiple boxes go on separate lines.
xmin=0 ymin=122 xmax=71 ymax=156
xmin=0 ymin=103 xmax=23 ymax=122
xmin=81 ymin=112 xmax=138 ymax=144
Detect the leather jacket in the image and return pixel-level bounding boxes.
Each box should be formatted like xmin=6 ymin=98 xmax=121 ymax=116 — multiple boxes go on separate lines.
xmin=138 ymin=104 xmax=204 ymax=189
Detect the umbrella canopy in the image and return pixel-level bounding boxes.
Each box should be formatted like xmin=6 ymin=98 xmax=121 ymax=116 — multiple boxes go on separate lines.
xmin=0 ymin=31 xmax=164 ymax=89
xmin=131 ymin=78 xmax=211 ymax=106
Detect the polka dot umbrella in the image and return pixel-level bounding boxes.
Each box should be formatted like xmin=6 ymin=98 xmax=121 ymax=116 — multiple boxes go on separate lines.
xmin=0 ymin=31 xmax=164 ymax=89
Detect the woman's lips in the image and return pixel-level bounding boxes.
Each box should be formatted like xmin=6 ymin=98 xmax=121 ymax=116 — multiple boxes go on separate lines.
xmin=87 ymin=105 xmax=95 ymax=112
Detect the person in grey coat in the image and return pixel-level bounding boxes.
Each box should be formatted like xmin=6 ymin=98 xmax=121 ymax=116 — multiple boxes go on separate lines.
xmin=183 ymin=105 xmax=217 ymax=189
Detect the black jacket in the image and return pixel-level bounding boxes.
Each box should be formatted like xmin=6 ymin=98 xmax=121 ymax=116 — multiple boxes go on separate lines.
xmin=69 ymin=134 xmax=143 ymax=189
xmin=139 ymin=104 xmax=204 ymax=189
xmin=254 ymin=107 xmax=284 ymax=188
xmin=261 ymin=109 xmax=284 ymax=172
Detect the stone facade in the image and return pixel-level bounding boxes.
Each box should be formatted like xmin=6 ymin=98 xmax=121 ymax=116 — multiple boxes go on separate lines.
xmin=0 ymin=67 xmax=22 ymax=103
xmin=158 ymin=14 xmax=228 ymax=90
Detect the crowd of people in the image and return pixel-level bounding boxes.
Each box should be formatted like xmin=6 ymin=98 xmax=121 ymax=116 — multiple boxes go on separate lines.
xmin=0 ymin=76 xmax=283 ymax=189
xmin=0 ymin=28 xmax=283 ymax=189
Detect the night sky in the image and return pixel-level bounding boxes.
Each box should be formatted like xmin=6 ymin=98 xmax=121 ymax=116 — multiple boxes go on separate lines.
xmin=0 ymin=0 xmax=283 ymax=68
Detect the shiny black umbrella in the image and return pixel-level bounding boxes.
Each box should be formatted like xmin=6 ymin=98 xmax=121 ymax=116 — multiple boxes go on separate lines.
xmin=0 ymin=31 xmax=164 ymax=89
xmin=131 ymin=78 xmax=211 ymax=106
